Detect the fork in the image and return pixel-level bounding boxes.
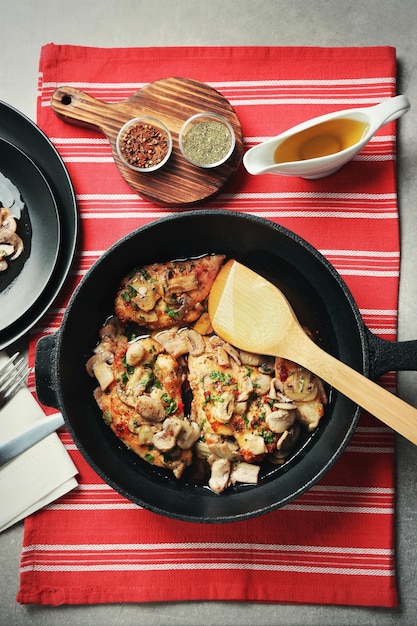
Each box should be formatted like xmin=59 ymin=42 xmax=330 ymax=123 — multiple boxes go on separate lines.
xmin=0 ymin=352 xmax=29 ymax=410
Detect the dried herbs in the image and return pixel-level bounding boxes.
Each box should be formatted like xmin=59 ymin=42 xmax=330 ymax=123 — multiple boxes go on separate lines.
xmin=183 ymin=120 xmax=232 ymax=166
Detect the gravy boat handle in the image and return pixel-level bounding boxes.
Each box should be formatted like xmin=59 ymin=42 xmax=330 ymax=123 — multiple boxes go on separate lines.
xmin=369 ymin=94 xmax=410 ymax=129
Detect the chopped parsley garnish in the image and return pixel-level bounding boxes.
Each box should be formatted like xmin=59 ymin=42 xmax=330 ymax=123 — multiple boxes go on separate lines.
xmin=260 ymin=430 xmax=275 ymax=444
xmin=121 ymin=284 xmax=138 ymax=302
xmin=165 ymin=305 xmax=179 ymax=320
xmin=121 ymin=355 xmax=135 ymax=375
xmin=161 ymin=392 xmax=177 ymax=415
xmin=102 ymin=410 xmax=112 ymax=425
xmin=138 ymin=268 xmax=151 ymax=281
xmin=209 ymin=370 xmax=233 ymax=386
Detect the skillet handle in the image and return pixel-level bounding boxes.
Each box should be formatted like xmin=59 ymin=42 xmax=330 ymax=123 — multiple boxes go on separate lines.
xmin=365 ymin=327 xmax=417 ymax=379
xmin=35 ymin=333 xmax=60 ymax=409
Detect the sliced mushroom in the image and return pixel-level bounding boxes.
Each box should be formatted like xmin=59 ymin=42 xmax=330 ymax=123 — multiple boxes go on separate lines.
xmin=155 ymin=329 xmax=189 ymax=358
xmin=85 ymin=350 xmax=114 ymax=377
xmin=131 ymin=280 xmax=159 ymax=312
xmin=178 ymin=328 xmax=205 ymax=356
xmin=215 ymin=345 xmax=230 ymax=367
xmin=137 ymin=424 xmax=156 ymax=445
xmin=230 ymin=461 xmax=260 ymax=485
xmin=165 ymin=272 xmax=198 ymax=294
xmin=296 ymin=399 xmax=325 ymax=430
xmin=136 ymin=396 xmax=166 ymax=423
xmin=1 ymin=214 xmax=17 ymax=232
xmin=235 ymin=432 xmax=267 ymax=458
xmin=0 ymin=230 xmax=23 ymax=260
xmin=269 ymin=423 xmax=301 ymax=464
xmin=239 ymin=351 xmax=263 ymax=367
xmin=91 ymin=360 xmax=114 ymax=391
xmin=277 ymin=423 xmax=301 ymax=450
xmin=237 ymin=374 xmax=253 ymax=402
xmin=234 ymin=400 xmax=247 ymax=415
xmin=177 ymin=420 xmax=200 ymax=449
xmin=95 ymin=317 xmax=123 ymax=354
xmin=268 ymin=379 xmax=297 ymax=408
xmin=0 ymin=243 xmax=14 ymax=257
xmin=207 ymin=439 xmax=241 ymax=461
xmin=125 ymin=340 xmax=145 ymax=366
xmin=283 ymin=375 xmax=318 ymax=401
xmin=268 ymin=377 xmax=284 ymax=399
xmin=208 ymin=457 xmax=231 ymax=493
xmin=222 ymin=341 xmax=241 ymax=365
xmin=266 ymin=409 xmax=296 ymax=434
xmin=152 ymin=416 xmax=183 ymax=451
xmin=85 ymin=351 xmax=115 ymax=391
xmin=171 ymin=292 xmax=193 ymax=320
xmin=277 ymin=363 xmax=319 ymax=402
xmin=209 ymin=391 xmax=235 ymax=424
xmin=251 ymin=372 xmax=272 ymax=396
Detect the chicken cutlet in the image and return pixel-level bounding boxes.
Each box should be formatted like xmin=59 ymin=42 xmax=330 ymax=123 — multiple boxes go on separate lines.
xmin=114 ymin=254 xmax=225 ymax=330
xmin=88 ymin=324 xmax=197 ymax=479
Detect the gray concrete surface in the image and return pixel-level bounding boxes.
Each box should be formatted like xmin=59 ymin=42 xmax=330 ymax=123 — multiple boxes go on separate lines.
xmin=1 ymin=1 xmax=417 ymax=624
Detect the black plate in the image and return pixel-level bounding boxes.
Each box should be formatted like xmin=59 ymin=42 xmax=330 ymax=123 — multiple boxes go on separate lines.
xmin=0 ymin=138 xmax=60 ymax=332
xmin=0 ymin=100 xmax=78 ymax=348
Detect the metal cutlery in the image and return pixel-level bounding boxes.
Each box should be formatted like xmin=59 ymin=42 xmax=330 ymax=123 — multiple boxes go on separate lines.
xmin=0 ymin=352 xmax=65 ymax=466
xmin=0 ymin=412 xmax=65 ymax=467
xmin=0 ymin=352 xmax=29 ymax=410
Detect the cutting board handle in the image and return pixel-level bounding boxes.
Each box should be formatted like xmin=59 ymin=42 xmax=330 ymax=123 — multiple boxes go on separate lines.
xmin=51 ymin=86 xmax=127 ymax=138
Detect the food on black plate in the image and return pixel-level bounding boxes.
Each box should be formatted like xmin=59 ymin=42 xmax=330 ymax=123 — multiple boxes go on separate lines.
xmin=0 ymin=206 xmax=24 ymax=272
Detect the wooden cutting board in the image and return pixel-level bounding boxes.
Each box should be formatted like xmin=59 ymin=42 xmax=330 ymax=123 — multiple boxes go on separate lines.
xmin=50 ymin=78 xmax=244 ymax=206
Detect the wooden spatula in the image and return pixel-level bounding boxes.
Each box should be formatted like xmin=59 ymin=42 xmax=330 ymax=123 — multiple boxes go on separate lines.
xmin=208 ymin=259 xmax=417 ymax=446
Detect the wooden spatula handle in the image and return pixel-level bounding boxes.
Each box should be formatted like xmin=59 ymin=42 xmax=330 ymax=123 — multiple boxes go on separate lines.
xmin=295 ymin=333 xmax=417 ymax=446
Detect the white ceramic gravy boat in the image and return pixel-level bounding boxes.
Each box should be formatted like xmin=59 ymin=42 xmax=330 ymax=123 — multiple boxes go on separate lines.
xmin=243 ymin=94 xmax=410 ymax=179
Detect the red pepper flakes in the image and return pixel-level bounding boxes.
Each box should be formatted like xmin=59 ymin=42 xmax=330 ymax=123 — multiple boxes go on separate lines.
xmin=119 ymin=122 xmax=169 ymax=169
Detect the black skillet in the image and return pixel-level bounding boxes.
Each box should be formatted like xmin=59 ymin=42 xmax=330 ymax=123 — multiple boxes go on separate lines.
xmin=35 ymin=211 xmax=417 ymax=523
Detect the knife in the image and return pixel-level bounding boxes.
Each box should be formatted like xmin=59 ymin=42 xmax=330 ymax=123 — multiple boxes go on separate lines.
xmin=0 ymin=413 xmax=65 ymax=467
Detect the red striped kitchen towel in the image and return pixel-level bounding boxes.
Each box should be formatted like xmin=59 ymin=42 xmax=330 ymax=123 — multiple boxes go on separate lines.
xmin=18 ymin=45 xmax=399 ymax=607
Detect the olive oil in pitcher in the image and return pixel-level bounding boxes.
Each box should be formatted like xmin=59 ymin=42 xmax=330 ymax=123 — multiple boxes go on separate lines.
xmin=273 ymin=118 xmax=370 ymax=164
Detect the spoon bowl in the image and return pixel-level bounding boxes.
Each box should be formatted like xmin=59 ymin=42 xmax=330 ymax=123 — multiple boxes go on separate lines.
xmin=209 ymin=259 xmax=417 ymax=446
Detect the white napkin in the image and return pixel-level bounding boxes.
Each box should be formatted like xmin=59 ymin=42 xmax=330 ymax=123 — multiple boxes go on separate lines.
xmin=0 ymin=352 xmax=78 ymax=532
